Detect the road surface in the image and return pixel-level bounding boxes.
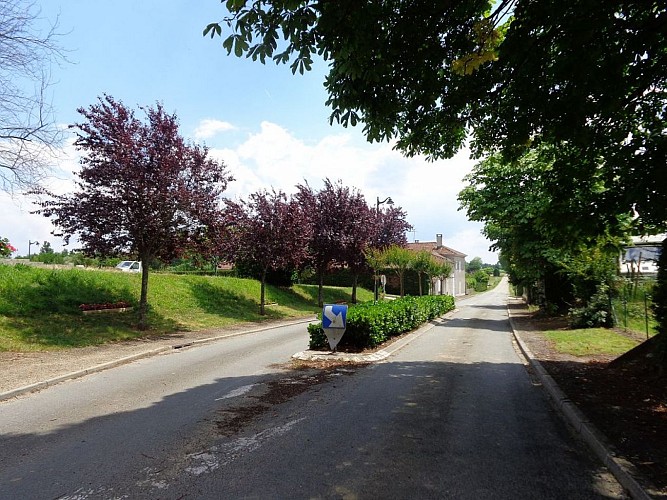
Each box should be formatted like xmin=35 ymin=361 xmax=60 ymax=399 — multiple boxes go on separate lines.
xmin=0 ymin=281 xmax=626 ymax=499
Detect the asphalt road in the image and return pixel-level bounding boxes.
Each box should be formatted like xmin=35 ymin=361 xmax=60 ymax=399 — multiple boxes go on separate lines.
xmin=0 ymin=283 xmax=626 ymax=499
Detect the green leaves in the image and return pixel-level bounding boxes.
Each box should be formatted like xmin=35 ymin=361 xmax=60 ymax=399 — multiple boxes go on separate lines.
xmin=452 ymin=18 xmax=503 ymax=75
xmin=202 ymin=23 xmax=222 ymax=38
xmin=225 ymin=0 xmax=247 ymax=12
xmin=308 ymin=295 xmax=455 ymax=350
xmin=220 ymin=34 xmax=250 ymax=57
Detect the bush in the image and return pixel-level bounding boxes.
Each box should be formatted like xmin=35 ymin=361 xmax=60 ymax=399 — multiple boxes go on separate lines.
xmin=569 ymin=284 xmax=613 ymax=328
xmin=308 ymin=295 xmax=455 ymax=350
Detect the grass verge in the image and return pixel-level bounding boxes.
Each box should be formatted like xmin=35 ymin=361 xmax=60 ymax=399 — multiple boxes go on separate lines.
xmin=0 ymin=264 xmax=373 ymax=352
xmin=543 ymin=328 xmax=640 ymax=357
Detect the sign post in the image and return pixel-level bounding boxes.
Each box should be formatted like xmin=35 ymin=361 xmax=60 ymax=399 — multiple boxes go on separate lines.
xmin=321 ymin=303 xmax=348 ymax=351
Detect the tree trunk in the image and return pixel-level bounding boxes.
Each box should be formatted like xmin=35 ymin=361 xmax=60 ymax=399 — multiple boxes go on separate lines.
xmin=418 ymin=272 xmax=423 ymax=296
xmin=317 ymin=271 xmax=324 ymax=308
xmin=260 ymin=268 xmax=267 ymax=315
xmin=351 ymin=272 xmax=358 ymax=304
xmin=138 ymin=256 xmax=150 ymax=331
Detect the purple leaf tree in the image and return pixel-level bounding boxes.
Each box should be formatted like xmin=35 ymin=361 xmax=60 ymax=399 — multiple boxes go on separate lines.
xmin=373 ymin=205 xmax=412 ymax=249
xmin=34 ymin=95 xmax=233 ymax=329
xmin=340 ymin=195 xmax=376 ymax=303
xmin=296 ymin=178 xmax=378 ymax=306
xmin=223 ymin=189 xmax=311 ymax=315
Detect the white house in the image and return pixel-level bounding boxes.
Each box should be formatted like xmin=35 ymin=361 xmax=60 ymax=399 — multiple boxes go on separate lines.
xmin=620 ymin=234 xmax=665 ymax=277
xmin=407 ymin=234 xmax=467 ymax=296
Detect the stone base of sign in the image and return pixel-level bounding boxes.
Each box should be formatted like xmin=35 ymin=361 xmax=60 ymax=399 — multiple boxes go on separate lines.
xmin=292 ymin=349 xmax=390 ymax=363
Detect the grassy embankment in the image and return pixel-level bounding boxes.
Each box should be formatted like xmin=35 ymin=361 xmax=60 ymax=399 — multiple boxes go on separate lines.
xmin=0 ymin=264 xmax=373 ymax=352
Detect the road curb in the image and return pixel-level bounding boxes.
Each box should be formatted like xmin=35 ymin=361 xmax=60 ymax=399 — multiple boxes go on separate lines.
xmin=507 ymin=306 xmax=653 ymax=500
xmin=0 ymin=347 xmax=173 ymax=401
xmin=0 ymin=316 xmax=315 ymax=402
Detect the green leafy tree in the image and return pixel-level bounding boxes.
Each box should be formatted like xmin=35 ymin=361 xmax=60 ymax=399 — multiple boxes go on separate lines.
xmin=425 ymin=259 xmax=453 ymax=296
xmin=39 ymin=241 xmax=53 ymax=254
xmin=652 ymin=238 xmax=667 ymax=370
xmin=205 ymin=2 xmax=664 ymax=187
xmin=458 ymin=147 xmax=628 ymax=311
xmin=411 ymin=250 xmax=434 ymax=296
xmin=466 ymin=257 xmax=483 ymax=273
xmin=383 ymin=245 xmax=413 ymax=298
xmin=436 ymin=262 xmax=454 ymax=293
xmin=472 ymin=269 xmax=489 ymax=292
xmin=34 ymin=241 xmax=63 ymax=264
xmin=364 ymin=246 xmax=386 ymax=302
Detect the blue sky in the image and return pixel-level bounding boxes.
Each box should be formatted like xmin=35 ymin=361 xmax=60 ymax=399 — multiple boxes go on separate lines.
xmin=1 ymin=0 xmax=498 ymax=263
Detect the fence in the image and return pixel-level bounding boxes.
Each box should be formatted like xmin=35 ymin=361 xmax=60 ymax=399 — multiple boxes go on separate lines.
xmin=611 ymin=280 xmax=656 ymax=339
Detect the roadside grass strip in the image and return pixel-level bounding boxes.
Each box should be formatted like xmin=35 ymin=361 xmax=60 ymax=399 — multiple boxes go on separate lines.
xmin=543 ymin=328 xmax=640 ymax=357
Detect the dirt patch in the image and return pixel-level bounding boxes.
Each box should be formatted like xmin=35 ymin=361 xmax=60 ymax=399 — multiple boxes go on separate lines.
xmin=215 ymin=361 xmax=367 ymax=437
xmin=509 ymin=300 xmax=667 ymax=496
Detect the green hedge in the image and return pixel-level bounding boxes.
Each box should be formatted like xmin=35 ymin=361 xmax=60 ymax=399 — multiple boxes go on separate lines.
xmin=308 ymin=295 xmax=455 ymax=350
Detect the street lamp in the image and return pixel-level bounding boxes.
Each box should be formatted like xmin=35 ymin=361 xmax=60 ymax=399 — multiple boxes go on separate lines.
xmin=28 ymin=240 xmax=39 ymax=258
xmin=374 ymin=196 xmax=393 ymax=303
xmin=376 ymin=196 xmax=394 ymax=214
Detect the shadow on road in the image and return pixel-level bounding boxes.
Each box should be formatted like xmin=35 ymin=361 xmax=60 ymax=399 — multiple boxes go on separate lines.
xmin=0 ymin=354 xmax=622 ymax=499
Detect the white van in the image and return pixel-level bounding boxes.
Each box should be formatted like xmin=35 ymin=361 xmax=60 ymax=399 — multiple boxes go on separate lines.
xmin=115 ymin=261 xmax=142 ymax=273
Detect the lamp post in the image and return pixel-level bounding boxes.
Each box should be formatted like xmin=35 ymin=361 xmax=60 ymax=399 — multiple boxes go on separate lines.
xmin=28 ymin=240 xmax=39 ymax=259
xmin=374 ymin=196 xmax=394 ymax=302
xmin=376 ymin=196 xmax=393 ymax=214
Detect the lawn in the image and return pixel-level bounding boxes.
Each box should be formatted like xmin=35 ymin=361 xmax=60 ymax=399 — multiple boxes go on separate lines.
xmin=543 ymin=328 xmax=640 ymax=357
xmin=0 ymin=264 xmax=373 ymax=351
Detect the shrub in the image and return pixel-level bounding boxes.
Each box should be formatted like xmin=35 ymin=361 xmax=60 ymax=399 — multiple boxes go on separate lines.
xmin=473 ymin=270 xmax=489 ymax=291
xmin=308 ymin=294 xmax=455 ymax=350
xmin=569 ymin=283 xmax=613 ymax=328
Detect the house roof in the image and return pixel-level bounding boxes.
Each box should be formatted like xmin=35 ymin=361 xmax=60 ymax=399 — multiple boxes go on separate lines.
xmin=406 ymin=241 xmax=466 ymax=260
xmin=630 ymin=234 xmax=666 ymax=245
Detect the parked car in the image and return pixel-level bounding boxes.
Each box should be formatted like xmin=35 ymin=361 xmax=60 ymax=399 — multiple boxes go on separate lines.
xmin=115 ymin=261 xmax=142 ymax=273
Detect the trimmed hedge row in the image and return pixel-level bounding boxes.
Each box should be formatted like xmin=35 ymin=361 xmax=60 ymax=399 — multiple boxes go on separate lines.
xmin=308 ymin=295 xmax=456 ymax=350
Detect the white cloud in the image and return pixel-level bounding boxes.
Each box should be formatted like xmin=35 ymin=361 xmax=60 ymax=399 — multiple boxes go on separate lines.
xmin=447 ymin=226 xmax=499 ymax=265
xmin=0 ymin=194 xmax=70 ymax=256
xmin=193 ymin=119 xmax=236 ymax=140
xmin=0 ymin=134 xmax=80 ymax=256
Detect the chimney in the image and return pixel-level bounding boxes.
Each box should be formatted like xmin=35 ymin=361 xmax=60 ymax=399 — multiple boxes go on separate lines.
xmin=436 ymin=234 xmax=443 ymax=248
